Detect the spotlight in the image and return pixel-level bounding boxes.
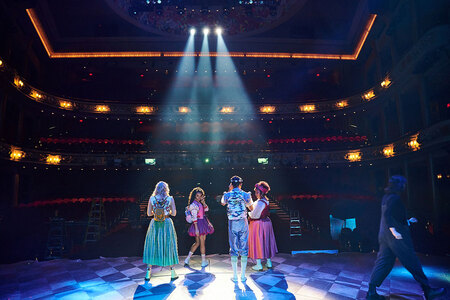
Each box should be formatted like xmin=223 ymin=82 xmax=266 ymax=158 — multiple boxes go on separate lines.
xmin=203 ymin=27 xmax=210 ymax=35
xmin=190 ymin=28 xmax=196 ymax=35
xmin=215 ymin=27 xmax=223 ymax=35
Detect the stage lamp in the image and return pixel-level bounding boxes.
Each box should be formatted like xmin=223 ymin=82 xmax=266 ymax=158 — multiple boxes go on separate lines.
xmin=10 ymin=148 xmax=25 ymax=161
xmin=220 ymin=106 xmax=234 ymax=114
xmin=259 ymin=105 xmax=276 ymax=113
xmin=408 ymin=136 xmax=420 ymax=150
xmin=300 ymin=104 xmax=315 ymax=112
xmin=59 ymin=101 xmax=73 ymax=109
xmin=382 ymin=145 xmax=394 ymax=157
xmin=336 ymin=100 xmax=348 ymax=108
xmin=14 ymin=76 xmax=24 ymax=88
xmin=30 ymin=90 xmax=43 ymax=100
xmin=363 ymin=90 xmax=375 ymax=100
xmin=178 ymin=106 xmax=191 ymax=114
xmin=345 ymin=151 xmax=361 ymax=162
xmin=136 ymin=106 xmax=154 ymax=114
xmin=0 ymin=60 xmax=3 ymax=67
xmin=190 ymin=28 xmax=196 ymax=35
xmin=203 ymin=27 xmax=210 ymax=35
xmin=46 ymin=155 xmax=61 ymax=165
xmin=95 ymin=105 xmax=110 ymax=113
xmin=215 ymin=27 xmax=223 ymax=35
xmin=381 ymin=77 xmax=391 ymax=88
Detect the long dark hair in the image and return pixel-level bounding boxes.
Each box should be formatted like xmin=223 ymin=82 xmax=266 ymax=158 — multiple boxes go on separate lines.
xmin=188 ymin=187 xmax=205 ymax=205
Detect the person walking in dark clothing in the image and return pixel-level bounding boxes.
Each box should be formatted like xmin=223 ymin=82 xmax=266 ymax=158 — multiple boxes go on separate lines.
xmin=366 ymin=175 xmax=446 ymax=300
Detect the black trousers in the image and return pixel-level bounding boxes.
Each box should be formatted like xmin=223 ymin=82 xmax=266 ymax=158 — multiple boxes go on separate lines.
xmin=369 ymin=231 xmax=429 ymax=288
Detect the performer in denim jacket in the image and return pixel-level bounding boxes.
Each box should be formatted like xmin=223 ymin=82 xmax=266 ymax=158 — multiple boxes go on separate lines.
xmin=221 ymin=176 xmax=254 ymax=282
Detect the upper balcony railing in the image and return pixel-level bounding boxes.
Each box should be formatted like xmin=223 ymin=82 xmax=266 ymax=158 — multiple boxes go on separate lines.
xmin=3 ymin=120 xmax=449 ymax=169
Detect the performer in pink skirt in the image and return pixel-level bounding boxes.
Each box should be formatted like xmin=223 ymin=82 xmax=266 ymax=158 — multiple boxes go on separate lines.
xmin=248 ymin=181 xmax=278 ymax=271
xmin=184 ymin=187 xmax=214 ymax=267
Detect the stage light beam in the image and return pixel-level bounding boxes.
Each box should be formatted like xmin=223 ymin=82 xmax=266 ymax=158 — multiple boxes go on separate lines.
xmin=203 ymin=27 xmax=210 ymax=35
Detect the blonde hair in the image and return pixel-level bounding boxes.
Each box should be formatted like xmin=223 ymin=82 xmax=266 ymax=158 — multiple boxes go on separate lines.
xmin=152 ymin=181 xmax=170 ymax=198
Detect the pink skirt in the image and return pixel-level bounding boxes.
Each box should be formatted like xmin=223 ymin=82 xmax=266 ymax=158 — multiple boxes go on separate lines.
xmin=188 ymin=218 xmax=214 ymax=237
xmin=248 ymin=218 xmax=278 ymax=259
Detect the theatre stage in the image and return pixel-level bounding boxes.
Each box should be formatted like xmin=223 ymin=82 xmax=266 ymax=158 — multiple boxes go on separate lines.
xmin=1 ymin=253 xmax=448 ymax=299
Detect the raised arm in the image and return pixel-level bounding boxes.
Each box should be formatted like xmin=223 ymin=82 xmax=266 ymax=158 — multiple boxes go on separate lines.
xmin=221 ymin=193 xmax=228 ymax=206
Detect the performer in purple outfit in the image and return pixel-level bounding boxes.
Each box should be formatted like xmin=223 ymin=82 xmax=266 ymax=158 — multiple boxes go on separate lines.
xmin=184 ymin=187 xmax=214 ymax=268
xmin=248 ymin=181 xmax=278 ymax=271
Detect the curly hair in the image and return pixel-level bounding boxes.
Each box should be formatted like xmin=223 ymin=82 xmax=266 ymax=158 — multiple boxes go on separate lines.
xmin=188 ymin=187 xmax=205 ymax=206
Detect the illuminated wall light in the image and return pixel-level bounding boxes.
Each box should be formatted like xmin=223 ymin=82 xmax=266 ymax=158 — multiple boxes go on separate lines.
xmin=136 ymin=106 xmax=155 ymax=114
xmin=300 ymin=104 xmax=316 ymax=112
xmin=178 ymin=106 xmax=191 ymax=114
xmin=46 ymin=155 xmax=61 ymax=165
xmin=380 ymin=77 xmax=392 ymax=88
xmin=259 ymin=106 xmax=276 ymax=114
xmin=220 ymin=106 xmax=235 ymax=114
xmin=363 ymin=90 xmax=375 ymax=100
xmin=346 ymin=151 xmax=361 ymax=162
xmin=95 ymin=105 xmax=110 ymax=113
xmin=30 ymin=90 xmax=43 ymax=100
xmin=382 ymin=145 xmax=395 ymax=157
xmin=408 ymin=136 xmax=420 ymax=150
xmin=336 ymin=100 xmax=348 ymax=108
xmin=10 ymin=148 xmax=25 ymax=161
xmin=59 ymin=101 xmax=73 ymax=109
xmin=436 ymin=174 xmax=442 ymax=179
xmin=0 ymin=59 xmax=3 ymax=67
xmin=14 ymin=76 xmax=24 ymax=87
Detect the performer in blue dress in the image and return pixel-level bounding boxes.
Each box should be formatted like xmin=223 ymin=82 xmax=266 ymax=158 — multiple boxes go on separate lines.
xmin=143 ymin=181 xmax=179 ymax=281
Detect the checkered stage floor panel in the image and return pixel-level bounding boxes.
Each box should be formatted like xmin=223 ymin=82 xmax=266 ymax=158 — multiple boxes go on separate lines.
xmin=0 ymin=253 xmax=448 ymax=299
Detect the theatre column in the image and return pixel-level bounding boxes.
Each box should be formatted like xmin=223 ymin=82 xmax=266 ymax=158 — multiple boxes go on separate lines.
xmin=17 ymin=103 xmax=24 ymax=144
xmin=416 ymin=75 xmax=430 ymax=128
xmin=394 ymin=92 xmax=405 ymax=135
xmin=13 ymin=168 xmax=20 ymax=207
xmin=403 ymin=160 xmax=411 ymax=207
xmin=427 ymin=154 xmax=440 ymax=232
xmin=0 ymin=94 xmax=7 ymax=138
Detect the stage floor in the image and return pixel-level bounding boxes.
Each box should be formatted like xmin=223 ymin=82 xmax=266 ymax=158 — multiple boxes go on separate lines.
xmin=1 ymin=253 xmax=448 ymax=299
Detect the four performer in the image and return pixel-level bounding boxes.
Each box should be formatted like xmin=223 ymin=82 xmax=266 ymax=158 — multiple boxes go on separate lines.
xmin=142 ymin=176 xmax=445 ymax=300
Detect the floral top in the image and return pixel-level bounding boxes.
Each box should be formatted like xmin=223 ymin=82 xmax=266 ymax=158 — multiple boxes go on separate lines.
xmin=150 ymin=195 xmax=173 ymax=216
xmin=189 ymin=200 xmax=209 ymax=222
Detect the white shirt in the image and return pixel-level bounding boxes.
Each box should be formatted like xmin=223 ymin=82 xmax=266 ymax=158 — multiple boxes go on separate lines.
xmin=248 ymin=198 xmax=268 ymax=219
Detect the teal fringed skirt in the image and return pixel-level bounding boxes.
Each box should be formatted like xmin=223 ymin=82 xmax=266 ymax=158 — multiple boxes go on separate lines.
xmin=143 ymin=218 xmax=179 ymax=266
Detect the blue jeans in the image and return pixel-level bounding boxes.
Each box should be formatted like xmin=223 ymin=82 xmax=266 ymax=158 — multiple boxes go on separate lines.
xmin=228 ymin=218 xmax=249 ymax=256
